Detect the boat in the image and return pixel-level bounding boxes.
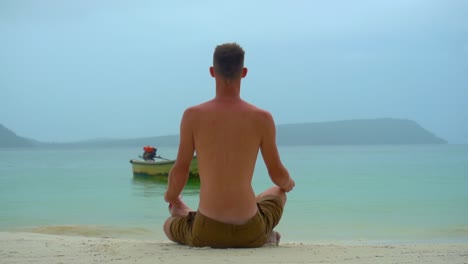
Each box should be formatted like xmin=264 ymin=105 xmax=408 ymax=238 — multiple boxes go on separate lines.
xmin=129 ymin=156 xmax=199 ymax=178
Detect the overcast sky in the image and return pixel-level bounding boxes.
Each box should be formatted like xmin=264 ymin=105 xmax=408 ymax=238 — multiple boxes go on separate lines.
xmin=1 ymin=0 xmax=467 ymax=143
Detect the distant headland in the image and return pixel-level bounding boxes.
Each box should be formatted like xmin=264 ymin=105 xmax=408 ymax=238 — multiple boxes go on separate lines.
xmin=0 ymin=118 xmax=447 ymax=148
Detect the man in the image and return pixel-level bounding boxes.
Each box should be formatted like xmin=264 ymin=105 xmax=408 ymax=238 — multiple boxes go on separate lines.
xmin=163 ymin=43 xmax=295 ymax=248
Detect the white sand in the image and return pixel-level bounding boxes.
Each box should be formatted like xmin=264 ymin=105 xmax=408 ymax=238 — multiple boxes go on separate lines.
xmin=1 ymin=232 xmax=467 ymax=264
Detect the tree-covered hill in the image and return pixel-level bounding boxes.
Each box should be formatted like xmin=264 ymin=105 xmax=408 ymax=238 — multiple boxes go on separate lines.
xmin=0 ymin=118 xmax=447 ymax=148
xmin=276 ymin=118 xmax=446 ymax=145
xmin=0 ymin=124 xmax=37 ymax=147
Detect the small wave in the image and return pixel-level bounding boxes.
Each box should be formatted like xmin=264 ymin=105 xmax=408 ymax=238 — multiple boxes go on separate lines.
xmin=22 ymin=225 xmax=154 ymax=238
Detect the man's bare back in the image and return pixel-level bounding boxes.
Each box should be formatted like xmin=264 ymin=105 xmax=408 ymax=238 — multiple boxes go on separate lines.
xmin=187 ymin=98 xmax=271 ymax=224
xmin=163 ymin=43 xmax=294 ymax=247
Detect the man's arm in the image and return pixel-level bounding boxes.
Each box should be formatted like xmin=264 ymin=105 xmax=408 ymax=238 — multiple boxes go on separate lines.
xmin=164 ymin=108 xmax=195 ymax=204
xmin=260 ymin=111 xmax=295 ymax=192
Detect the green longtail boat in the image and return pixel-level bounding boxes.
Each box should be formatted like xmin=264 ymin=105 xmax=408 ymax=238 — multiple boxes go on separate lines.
xmin=129 ymin=156 xmax=199 ymax=178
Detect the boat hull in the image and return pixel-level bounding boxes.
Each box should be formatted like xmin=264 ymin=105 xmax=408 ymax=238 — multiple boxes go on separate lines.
xmin=130 ymin=156 xmax=199 ymax=178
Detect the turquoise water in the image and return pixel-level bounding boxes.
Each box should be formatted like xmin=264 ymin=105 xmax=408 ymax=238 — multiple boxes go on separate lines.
xmin=1 ymin=145 xmax=467 ymax=243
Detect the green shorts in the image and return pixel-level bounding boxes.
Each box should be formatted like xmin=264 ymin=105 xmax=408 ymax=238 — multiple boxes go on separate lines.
xmin=169 ymin=195 xmax=284 ymax=248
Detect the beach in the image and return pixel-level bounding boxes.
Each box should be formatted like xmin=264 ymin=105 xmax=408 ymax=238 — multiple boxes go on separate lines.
xmin=1 ymin=232 xmax=467 ymax=264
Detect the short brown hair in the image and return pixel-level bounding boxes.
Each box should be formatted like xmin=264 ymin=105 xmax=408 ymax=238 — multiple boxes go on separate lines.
xmin=213 ymin=43 xmax=245 ymax=79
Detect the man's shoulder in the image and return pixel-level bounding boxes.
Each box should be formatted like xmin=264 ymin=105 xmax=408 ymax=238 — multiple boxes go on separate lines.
xmin=247 ymin=103 xmax=273 ymax=120
xmin=184 ymin=100 xmax=212 ymax=113
xmin=181 ymin=101 xmax=214 ymax=121
xmin=242 ymin=100 xmax=271 ymax=115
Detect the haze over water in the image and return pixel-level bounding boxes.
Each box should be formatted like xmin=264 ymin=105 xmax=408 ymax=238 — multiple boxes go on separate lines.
xmin=1 ymin=1 xmax=467 ymax=143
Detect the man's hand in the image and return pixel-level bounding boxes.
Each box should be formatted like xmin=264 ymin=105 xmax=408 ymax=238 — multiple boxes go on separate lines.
xmin=164 ymin=192 xmax=180 ymax=204
xmin=281 ymin=177 xmax=295 ymax=192
xmin=166 ymin=195 xmax=191 ymax=217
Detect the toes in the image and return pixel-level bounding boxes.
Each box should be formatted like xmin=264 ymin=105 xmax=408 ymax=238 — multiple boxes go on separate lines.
xmin=265 ymin=231 xmax=281 ymax=246
xmin=276 ymin=232 xmax=281 ymax=245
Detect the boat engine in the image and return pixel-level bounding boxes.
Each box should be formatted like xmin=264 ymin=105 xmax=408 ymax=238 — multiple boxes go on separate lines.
xmin=142 ymin=146 xmax=157 ymax=161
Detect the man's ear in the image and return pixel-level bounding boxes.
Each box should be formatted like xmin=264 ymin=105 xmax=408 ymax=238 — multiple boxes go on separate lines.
xmin=209 ymin=67 xmax=216 ymax=77
xmin=241 ymin=67 xmax=248 ymax=78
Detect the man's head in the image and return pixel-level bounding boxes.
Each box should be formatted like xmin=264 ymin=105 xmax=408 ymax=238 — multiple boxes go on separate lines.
xmin=212 ymin=43 xmax=246 ymax=80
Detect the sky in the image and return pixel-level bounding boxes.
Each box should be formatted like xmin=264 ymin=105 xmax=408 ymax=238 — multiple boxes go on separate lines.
xmin=1 ymin=0 xmax=467 ymax=143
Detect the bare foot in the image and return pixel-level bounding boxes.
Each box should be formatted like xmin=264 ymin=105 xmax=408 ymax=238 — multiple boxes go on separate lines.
xmin=264 ymin=231 xmax=281 ymax=246
xmin=169 ymin=198 xmax=192 ymax=217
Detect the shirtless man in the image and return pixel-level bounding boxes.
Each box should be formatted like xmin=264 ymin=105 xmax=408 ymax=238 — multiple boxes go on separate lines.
xmin=163 ymin=43 xmax=295 ymax=248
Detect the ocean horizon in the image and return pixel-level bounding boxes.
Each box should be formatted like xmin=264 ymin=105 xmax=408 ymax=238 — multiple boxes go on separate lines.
xmin=1 ymin=144 xmax=467 ymax=244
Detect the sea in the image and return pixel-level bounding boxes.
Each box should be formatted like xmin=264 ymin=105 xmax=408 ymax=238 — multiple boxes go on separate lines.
xmin=1 ymin=144 xmax=467 ymax=244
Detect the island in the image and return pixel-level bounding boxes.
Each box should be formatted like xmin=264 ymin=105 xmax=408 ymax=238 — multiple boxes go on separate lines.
xmin=0 ymin=124 xmax=39 ymax=147
xmin=0 ymin=118 xmax=447 ymax=148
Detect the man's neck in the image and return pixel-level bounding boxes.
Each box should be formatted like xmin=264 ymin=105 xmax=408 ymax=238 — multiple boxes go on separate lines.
xmin=214 ymin=78 xmax=241 ymax=100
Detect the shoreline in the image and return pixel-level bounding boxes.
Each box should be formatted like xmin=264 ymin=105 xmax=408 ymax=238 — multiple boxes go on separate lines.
xmin=1 ymin=232 xmax=467 ymax=264
xmin=3 ymin=224 xmax=468 ymax=246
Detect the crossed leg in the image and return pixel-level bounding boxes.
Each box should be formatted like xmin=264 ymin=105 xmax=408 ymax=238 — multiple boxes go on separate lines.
xmin=163 ymin=199 xmax=193 ymax=242
xmin=256 ymin=186 xmax=287 ymax=246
